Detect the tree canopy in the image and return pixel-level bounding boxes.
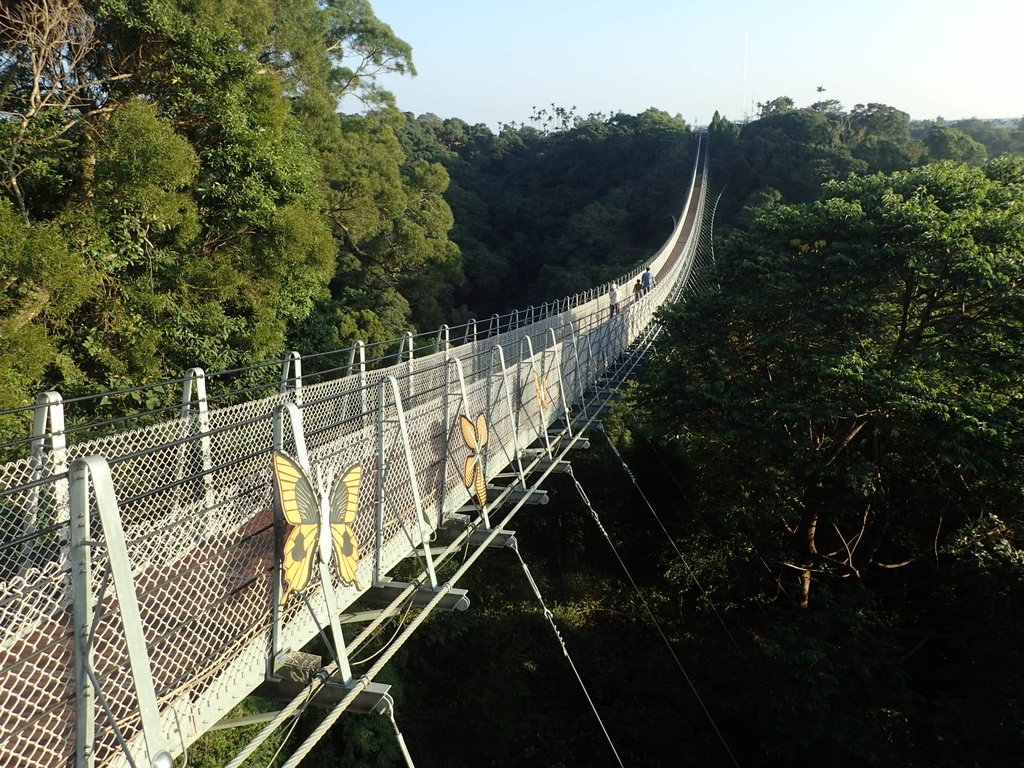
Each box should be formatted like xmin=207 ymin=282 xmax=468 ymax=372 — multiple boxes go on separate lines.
xmin=398 ymin=107 xmax=695 ymax=318
xmin=0 ymin=0 xmax=456 ymax=417
xmin=630 ymin=157 xmax=1024 ymax=764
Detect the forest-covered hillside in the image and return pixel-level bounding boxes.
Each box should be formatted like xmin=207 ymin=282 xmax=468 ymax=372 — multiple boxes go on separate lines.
xmin=0 ymin=0 xmax=692 ymax=431
xmin=4 ymin=1 xmax=1024 ymax=766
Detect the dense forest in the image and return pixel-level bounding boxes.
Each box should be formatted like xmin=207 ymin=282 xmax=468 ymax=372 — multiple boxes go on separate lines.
xmin=0 ymin=0 xmax=691 ymax=435
xmin=3 ymin=1 xmax=1024 ymax=767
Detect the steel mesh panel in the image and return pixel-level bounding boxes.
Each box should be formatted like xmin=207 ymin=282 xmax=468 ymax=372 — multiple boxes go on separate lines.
xmin=0 ymin=455 xmax=75 ymax=768
xmin=482 ymin=366 xmax=523 ymax=483
xmin=1 ymin=455 xmax=70 ymax=589
xmin=302 ymin=376 xmax=368 ymax=446
xmin=0 ymin=612 xmax=74 ymax=768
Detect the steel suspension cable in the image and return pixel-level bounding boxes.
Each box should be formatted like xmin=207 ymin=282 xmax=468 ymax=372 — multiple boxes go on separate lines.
xmin=623 ymin=413 xmax=793 ymax=603
xmin=508 ymin=538 xmax=626 ymax=768
xmin=598 ymin=426 xmax=758 ymax=679
xmin=385 ymin=705 xmax=418 ymax=768
xmin=566 ymin=465 xmax=741 ymax=768
xmin=261 ymin=710 xmax=305 ymax=768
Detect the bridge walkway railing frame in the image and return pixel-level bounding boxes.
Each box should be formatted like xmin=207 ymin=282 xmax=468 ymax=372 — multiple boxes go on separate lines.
xmin=0 ymin=133 xmax=708 ymax=768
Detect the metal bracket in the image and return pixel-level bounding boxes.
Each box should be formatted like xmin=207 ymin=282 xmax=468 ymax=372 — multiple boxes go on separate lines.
xmin=279 ymin=351 xmax=303 ymax=405
xmin=29 ymin=391 xmax=69 ymax=572
xmin=528 ymin=458 xmax=573 ymax=474
xmin=345 ymin=341 xmax=368 ymax=428
xmin=435 ymin=514 xmax=517 ymax=549
xmin=397 ymin=331 xmax=415 ymax=400
xmin=258 ymin=651 xmax=392 ymax=714
xmin=376 ymin=377 xmax=438 ymax=588
xmin=458 ymin=486 xmax=548 ymax=511
xmin=177 ymin=368 xmax=215 ymax=538
xmin=361 ymin=577 xmax=470 ymax=612
xmin=443 ymin=356 xmax=484 ymax=526
xmin=518 ymin=334 xmax=554 ymax=459
xmin=488 ymin=343 xmax=527 ymax=491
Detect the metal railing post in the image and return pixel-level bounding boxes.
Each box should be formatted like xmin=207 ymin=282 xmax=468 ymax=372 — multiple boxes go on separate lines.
xmin=70 ymin=456 xmax=170 ymax=768
xmin=28 ymin=391 xmax=69 ymax=571
xmin=279 ymin=351 xmax=303 ymax=406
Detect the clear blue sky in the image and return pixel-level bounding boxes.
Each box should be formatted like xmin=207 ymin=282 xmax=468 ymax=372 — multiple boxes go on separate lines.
xmin=366 ymin=0 xmax=1021 ymax=128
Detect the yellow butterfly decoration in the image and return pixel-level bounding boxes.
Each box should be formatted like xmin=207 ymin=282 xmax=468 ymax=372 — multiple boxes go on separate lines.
xmin=533 ymin=371 xmax=552 ymax=410
xmin=271 ymin=450 xmax=363 ymax=605
xmin=459 ymin=413 xmax=489 ymax=506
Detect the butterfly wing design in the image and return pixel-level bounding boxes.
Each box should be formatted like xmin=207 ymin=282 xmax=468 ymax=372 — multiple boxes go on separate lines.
xmin=475 ymin=413 xmax=488 ymax=447
xmin=535 ymin=372 xmax=552 ymax=409
xmin=272 ymin=450 xmax=320 ymax=604
xmin=462 ymin=454 xmax=478 ymax=490
xmin=473 ymin=461 xmax=487 ymax=506
xmin=533 ymin=372 xmax=550 ymax=409
xmin=460 ymin=413 xmax=479 ymax=490
xmin=459 ymin=413 xmax=488 ymax=506
xmin=327 ymin=464 xmax=363 ymax=588
xmin=459 ymin=414 xmax=478 ymax=451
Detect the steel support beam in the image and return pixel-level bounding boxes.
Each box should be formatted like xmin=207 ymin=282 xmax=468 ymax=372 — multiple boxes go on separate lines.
xmin=361 ymin=577 xmax=469 ymax=612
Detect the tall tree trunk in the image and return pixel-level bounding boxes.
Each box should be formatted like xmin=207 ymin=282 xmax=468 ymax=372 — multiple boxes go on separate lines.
xmin=800 ymin=510 xmax=818 ymax=608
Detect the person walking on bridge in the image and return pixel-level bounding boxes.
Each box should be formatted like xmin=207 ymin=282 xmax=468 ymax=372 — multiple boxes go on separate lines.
xmin=641 ymin=266 xmax=655 ymax=295
xmin=609 ymin=282 xmax=621 ymax=318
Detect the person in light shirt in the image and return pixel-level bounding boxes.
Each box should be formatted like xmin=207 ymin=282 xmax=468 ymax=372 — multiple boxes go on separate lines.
xmin=608 ymin=283 xmax=621 ymax=318
xmin=641 ymin=266 xmax=655 ymax=294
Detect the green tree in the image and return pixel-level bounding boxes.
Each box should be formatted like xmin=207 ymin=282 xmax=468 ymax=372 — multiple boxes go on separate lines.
xmin=0 ymin=199 xmax=97 ymax=423
xmin=633 ymin=158 xmax=1024 ymax=765
xmin=848 ymin=103 xmax=921 ymax=172
xmin=757 ymin=96 xmax=796 ymax=116
xmin=0 ymin=0 xmax=463 ymax=406
xmin=923 ymin=124 xmax=987 ymax=164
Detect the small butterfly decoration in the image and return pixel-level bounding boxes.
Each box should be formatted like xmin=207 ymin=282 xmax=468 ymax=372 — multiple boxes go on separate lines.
xmin=459 ymin=413 xmax=489 ymax=506
xmin=533 ymin=371 xmax=552 ymax=411
xmin=271 ymin=450 xmax=363 ymax=605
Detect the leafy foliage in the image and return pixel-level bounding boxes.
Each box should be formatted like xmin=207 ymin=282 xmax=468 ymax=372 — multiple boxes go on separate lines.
xmin=627 ymin=157 xmax=1024 ymax=765
xmin=0 ymin=0 xmax=458 ymax=423
xmin=399 ymin=108 xmax=695 ymax=318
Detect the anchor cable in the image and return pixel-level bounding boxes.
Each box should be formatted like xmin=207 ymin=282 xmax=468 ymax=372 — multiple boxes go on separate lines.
xmin=509 ymin=538 xmax=626 ymax=768
xmin=599 ymin=427 xmax=757 ymax=678
xmin=385 ymin=703 xmax=419 ymax=768
xmin=566 ymin=465 xmax=740 ymax=768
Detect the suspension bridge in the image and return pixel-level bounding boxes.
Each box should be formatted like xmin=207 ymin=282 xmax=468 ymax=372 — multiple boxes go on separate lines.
xmin=0 ymin=131 xmax=712 ymax=768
